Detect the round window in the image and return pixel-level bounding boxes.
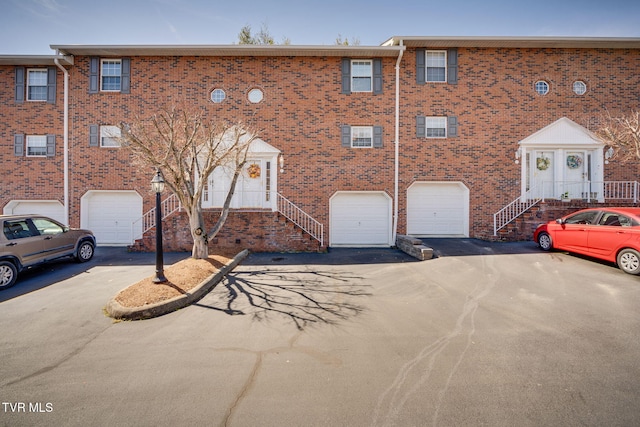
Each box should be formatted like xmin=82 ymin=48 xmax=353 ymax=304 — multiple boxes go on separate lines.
xmin=210 ymin=88 xmax=226 ymax=103
xmin=248 ymin=88 xmax=264 ymax=103
xmin=573 ymin=81 xmax=587 ymax=95
xmin=535 ymin=81 xmax=549 ymax=95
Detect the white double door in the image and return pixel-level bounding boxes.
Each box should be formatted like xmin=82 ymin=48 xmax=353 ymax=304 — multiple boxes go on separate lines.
xmin=530 ymin=150 xmax=591 ymax=199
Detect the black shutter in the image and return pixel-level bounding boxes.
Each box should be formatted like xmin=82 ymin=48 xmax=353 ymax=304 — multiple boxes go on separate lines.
xmin=416 ymin=116 xmax=426 ymax=138
xmin=447 ymin=48 xmax=458 ymax=85
xmin=341 ymin=58 xmax=351 ymax=94
xmin=89 ymin=124 xmax=99 ymax=146
xmin=14 ymin=134 xmax=24 ymax=156
xmin=448 ymin=116 xmax=458 ymax=138
xmin=341 ymin=125 xmax=351 ymax=147
xmin=373 ymin=59 xmax=383 ymax=94
xmin=15 ymin=67 xmax=25 ymax=103
xmin=47 ymin=67 xmax=57 ymax=103
xmin=416 ymin=49 xmax=425 ymax=85
xmin=373 ymin=126 xmax=383 ymax=147
xmin=46 ymin=135 xmax=56 ymax=156
xmin=89 ymin=57 xmax=99 ymax=93
xmin=121 ymin=58 xmax=131 ymax=93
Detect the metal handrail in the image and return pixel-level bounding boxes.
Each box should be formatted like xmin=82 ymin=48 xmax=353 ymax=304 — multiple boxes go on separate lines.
xmin=131 ymin=194 xmax=181 ymax=242
xmin=493 ymin=189 xmax=542 ymax=236
xmin=276 ymin=193 xmax=324 ymax=246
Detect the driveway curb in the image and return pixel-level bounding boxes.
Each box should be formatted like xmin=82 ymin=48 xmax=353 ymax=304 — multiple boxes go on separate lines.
xmin=105 ymin=249 xmax=249 ymax=321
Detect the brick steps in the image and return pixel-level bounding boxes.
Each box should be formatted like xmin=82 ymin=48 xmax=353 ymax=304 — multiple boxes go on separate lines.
xmin=129 ymin=210 xmax=324 ymax=253
xmin=492 ymin=200 xmax=639 ymax=242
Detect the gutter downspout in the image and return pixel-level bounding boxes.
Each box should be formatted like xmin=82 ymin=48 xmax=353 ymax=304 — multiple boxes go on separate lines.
xmin=54 ymin=53 xmax=69 ymax=225
xmin=392 ymin=42 xmax=405 ymax=245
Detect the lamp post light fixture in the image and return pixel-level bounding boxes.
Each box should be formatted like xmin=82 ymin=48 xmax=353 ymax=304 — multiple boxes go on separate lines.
xmin=151 ymin=169 xmax=167 ymax=283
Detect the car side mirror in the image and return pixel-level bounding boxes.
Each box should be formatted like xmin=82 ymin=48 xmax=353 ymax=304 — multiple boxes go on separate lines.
xmin=555 ymin=218 xmax=565 ymax=225
xmin=63 ymin=226 xmax=70 ymax=233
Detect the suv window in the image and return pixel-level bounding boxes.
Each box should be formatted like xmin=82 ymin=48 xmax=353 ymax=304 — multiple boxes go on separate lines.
xmin=3 ymin=220 xmax=37 ymax=240
xmin=32 ymin=218 xmax=64 ymax=235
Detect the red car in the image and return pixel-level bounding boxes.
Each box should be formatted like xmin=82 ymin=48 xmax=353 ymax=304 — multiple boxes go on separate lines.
xmin=533 ymin=207 xmax=640 ymax=275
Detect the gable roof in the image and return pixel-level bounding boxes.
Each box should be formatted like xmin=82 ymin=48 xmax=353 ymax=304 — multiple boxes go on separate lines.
xmin=519 ymin=117 xmax=603 ymax=147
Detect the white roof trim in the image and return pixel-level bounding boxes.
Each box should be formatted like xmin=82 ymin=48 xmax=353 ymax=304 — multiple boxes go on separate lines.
xmin=519 ymin=117 xmax=603 ymax=147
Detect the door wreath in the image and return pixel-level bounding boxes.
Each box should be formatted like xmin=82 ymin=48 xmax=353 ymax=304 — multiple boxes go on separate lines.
xmin=536 ymin=157 xmax=550 ymax=171
xmin=566 ymin=155 xmax=582 ymax=169
xmin=247 ymin=163 xmax=261 ymax=178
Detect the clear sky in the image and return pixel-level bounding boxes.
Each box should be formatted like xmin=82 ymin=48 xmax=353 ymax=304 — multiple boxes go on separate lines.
xmin=2 ymin=0 xmax=640 ymax=54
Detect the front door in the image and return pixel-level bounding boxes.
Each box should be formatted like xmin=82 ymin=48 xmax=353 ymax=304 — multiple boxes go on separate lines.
xmin=204 ymin=160 xmax=268 ymax=209
xmin=564 ymin=151 xmax=588 ymax=199
xmin=531 ymin=151 xmax=554 ymax=199
xmin=238 ymin=160 xmax=265 ymax=208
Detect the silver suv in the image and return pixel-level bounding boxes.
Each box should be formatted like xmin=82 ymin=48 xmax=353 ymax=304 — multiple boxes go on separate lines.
xmin=0 ymin=215 xmax=96 ymax=290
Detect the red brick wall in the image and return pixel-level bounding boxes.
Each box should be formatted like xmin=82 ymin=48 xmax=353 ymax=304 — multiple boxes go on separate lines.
xmin=396 ymin=47 xmax=640 ymax=238
xmin=65 ymin=55 xmax=396 ymax=243
xmin=0 ymin=66 xmax=65 ymax=204
xmin=2 ymin=46 xmax=640 ymax=250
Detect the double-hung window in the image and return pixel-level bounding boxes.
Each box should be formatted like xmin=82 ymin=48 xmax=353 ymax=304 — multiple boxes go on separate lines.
xmin=426 ymin=117 xmax=447 ymax=138
xmin=416 ymin=116 xmax=458 ymax=138
xmin=416 ymin=48 xmax=458 ymax=84
xmin=426 ymin=51 xmax=446 ymax=82
xmin=351 ymin=60 xmax=372 ymax=92
xmin=27 ymin=69 xmax=48 ymax=101
xmin=341 ymin=125 xmax=383 ymax=148
xmin=351 ymin=126 xmax=373 ymax=147
xmin=341 ymin=58 xmax=382 ymax=94
xmin=100 ymin=126 xmax=121 ymax=147
xmin=89 ymin=57 xmax=130 ymax=93
xmin=26 ymin=135 xmax=47 ymax=156
xmin=101 ymin=59 xmax=122 ymax=91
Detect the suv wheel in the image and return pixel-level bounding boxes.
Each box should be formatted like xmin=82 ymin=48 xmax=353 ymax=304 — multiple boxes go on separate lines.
xmin=76 ymin=241 xmax=95 ymax=263
xmin=0 ymin=261 xmax=18 ymax=290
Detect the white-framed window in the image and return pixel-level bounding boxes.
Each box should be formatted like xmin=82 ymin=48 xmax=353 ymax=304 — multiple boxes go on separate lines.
xmin=426 ymin=117 xmax=447 ymax=138
xmin=351 ymin=126 xmax=373 ymax=148
xmin=101 ymin=59 xmax=122 ymax=91
xmin=248 ymin=88 xmax=264 ymax=103
xmin=27 ymin=69 xmax=47 ymax=101
xmin=100 ymin=126 xmax=121 ymax=147
xmin=573 ymin=81 xmax=587 ymax=95
xmin=26 ymin=135 xmax=47 ymax=157
xmin=426 ymin=51 xmax=446 ymax=82
xmin=211 ymin=88 xmax=226 ymax=103
xmin=535 ymin=80 xmax=549 ymax=95
xmin=351 ymin=60 xmax=372 ymax=92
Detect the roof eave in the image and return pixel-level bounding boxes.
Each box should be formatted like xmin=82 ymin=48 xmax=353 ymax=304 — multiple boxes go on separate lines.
xmin=383 ymin=36 xmax=640 ymax=49
xmin=49 ymin=44 xmax=405 ymax=57
xmin=0 ymin=55 xmax=74 ymax=66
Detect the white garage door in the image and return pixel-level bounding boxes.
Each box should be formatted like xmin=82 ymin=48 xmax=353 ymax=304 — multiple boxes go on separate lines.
xmin=407 ymin=182 xmax=469 ymax=237
xmin=330 ymin=192 xmax=391 ymax=246
xmin=4 ymin=200 xmax=65 ymax=224
xmin=81 ymin=191 xmax=142 ymax=245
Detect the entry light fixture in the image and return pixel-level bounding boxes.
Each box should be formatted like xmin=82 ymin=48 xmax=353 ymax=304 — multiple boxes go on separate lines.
xmin=604 ymin=147 xmax=615 ymax=165
xmin=514 ymin=147 xmax=522 ymax=164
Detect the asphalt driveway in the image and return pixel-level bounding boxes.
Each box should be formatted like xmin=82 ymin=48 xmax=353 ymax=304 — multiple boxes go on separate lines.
xmin=1 ymin=241 xmax=640 ymax=426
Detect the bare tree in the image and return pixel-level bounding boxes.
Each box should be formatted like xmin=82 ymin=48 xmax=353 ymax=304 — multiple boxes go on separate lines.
xmin=120 ymin=103 xmax=259 ymax=259
xmin=335 ymin=34 xmax=361 ymax=46
xmin=595 ymin=110 xmax=640 ymax=161
xmin=237 ymin=23 xmax=290 ymax=45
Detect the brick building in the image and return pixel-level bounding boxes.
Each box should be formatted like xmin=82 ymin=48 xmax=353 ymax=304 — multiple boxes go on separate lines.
xmin=2 ymin=36 xmax=639 ymax=252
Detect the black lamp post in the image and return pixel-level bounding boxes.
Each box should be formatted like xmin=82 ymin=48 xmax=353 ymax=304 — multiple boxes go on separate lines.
xmin=151 ymin=169 xmax=167 ymax=283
